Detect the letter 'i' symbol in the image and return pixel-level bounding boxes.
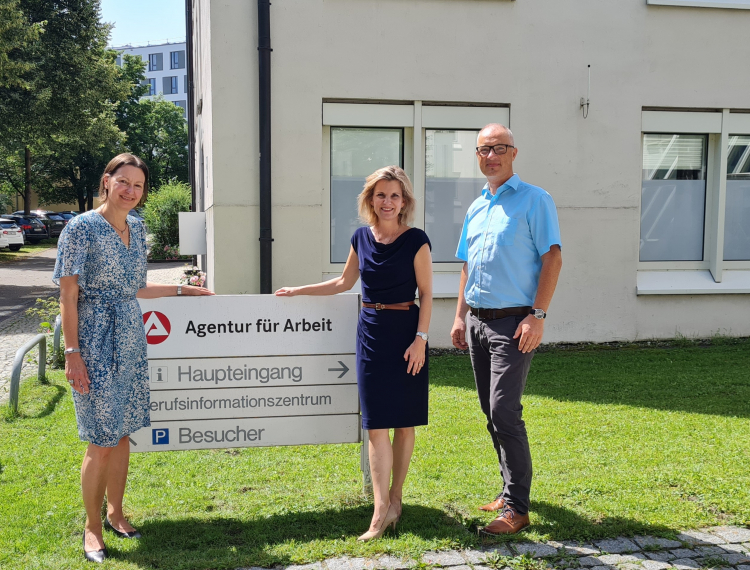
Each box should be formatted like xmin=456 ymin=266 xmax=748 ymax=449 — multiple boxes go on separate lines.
xmin=157 ymin=368 xmax=163 ymax=382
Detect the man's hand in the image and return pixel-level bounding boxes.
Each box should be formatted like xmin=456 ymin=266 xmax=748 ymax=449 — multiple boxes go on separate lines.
xmin=513 ymin=315 xmax=544 ymax=353
xmin=451 ymin=316 xmax=469 ymax=350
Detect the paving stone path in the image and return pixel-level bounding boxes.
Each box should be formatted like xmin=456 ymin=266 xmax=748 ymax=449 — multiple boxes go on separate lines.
xmin=0 ymin=259 xmax=187 ymax=404
xmin=243 ymin=526 xmax=750 ymax=570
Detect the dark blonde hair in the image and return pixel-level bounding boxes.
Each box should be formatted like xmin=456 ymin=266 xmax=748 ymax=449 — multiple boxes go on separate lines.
xmin=357 ymin=166 xmax=415 ymax=226
xmin=99 ymin=153 xmax=150 ymax=207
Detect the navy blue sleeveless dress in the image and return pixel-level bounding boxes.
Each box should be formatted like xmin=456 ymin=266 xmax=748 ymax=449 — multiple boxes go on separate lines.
xmin=351 ymin=226 xmax=431 ymax=430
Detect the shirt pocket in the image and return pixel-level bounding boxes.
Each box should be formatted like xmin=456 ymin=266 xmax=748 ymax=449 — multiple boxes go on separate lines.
xmin=492 ymin=215 xmax=519 ymax=246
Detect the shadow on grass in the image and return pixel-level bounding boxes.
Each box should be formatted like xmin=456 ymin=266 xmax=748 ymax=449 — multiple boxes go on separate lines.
xmin=2 ymin=380 xmax=66 ymax=422
xmin=112 ymin=502 xmax=680 ymax=567
xmin=430 ymin=343 xmax=750 ymax=418
xmin=119 ymin=504 xmax=469 ymax=568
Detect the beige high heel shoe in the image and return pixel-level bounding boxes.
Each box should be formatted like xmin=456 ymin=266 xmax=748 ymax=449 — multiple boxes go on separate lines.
xmin=357 ymin=503 xmax=399 ymax=542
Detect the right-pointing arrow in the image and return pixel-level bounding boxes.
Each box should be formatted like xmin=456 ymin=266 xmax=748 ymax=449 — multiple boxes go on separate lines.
xmin=328 ymin=360 xmax=349 ymax=378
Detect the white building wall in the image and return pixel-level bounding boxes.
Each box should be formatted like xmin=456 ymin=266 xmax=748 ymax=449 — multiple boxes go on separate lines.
xmin=193 ymin=0 xmax=750 ymax=347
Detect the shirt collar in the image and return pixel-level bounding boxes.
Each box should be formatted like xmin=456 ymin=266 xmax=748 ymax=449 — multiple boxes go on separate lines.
xmin=481 ymin=173 xmax=520 ymax=200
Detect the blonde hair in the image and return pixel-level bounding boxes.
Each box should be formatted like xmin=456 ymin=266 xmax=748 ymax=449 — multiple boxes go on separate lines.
xmin=357 ymin=166 xmax=415 ymax=226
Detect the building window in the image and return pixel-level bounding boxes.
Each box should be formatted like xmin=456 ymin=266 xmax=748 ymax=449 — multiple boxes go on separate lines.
xmin=170 ymin=50 xmax=185 ymax=69
xmin=174 ymin=100 xmax=187 ymax=117
xmin=330 ymin=127 xmax=403 ymax=263
xmin=640 ymin=134 xmax=707 ymax=262
xmin=148 ymin=78 xmax=156 ymax=96
xmin=425 ymin=129 xmax=485 ymax=262
xmin=148 ymin=53 xmax=162 ymax=72
xmin=725 ymin=135 xmax=750 ymax=261
xmin=170 ymin=76 xmax=178 ymax=94
xmin=638 ymin=110 xmax=750 ymax=291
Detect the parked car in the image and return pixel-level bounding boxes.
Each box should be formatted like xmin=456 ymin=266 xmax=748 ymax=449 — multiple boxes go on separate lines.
xmin=13 ymin=210 xmax=66 ymax=237
xmin=1 ymin=215 xmax=49 ymax=244
xmin=0 ymin=219 xmax=24 ymax=251
xmin=56 ymin=211 xmax=79 ymax=222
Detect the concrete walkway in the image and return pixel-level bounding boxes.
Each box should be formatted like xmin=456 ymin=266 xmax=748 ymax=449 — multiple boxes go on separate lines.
xmin=268 ymin=527 xmax=750 ymax=570
xmin=0 ymin=247 xmax=187 ymax=403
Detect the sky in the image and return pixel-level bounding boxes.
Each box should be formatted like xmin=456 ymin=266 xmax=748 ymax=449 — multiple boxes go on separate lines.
xmin=100 ymin=0 xmax=186 ymax=47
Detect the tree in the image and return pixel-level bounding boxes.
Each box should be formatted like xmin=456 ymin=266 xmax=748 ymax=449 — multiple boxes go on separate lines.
xmin=0 ymin=0 xmax=41 ymax=89
xmin=0 ymin=0 xmax=126 ymax=213
xmin=125 ymin=97 xmax=189 ymax=187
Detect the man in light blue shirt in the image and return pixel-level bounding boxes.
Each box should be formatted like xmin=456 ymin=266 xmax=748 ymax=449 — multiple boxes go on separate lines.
xmin=451 ymin=123 xmax=562 ymax=534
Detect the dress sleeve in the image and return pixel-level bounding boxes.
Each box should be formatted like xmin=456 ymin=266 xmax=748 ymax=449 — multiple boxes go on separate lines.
xmin=413 ymin=228 xmax=432 ymax=255
xmin=52 ymin=218 xmax=89 ymax=287
xmin=350 ymin=227 xmax=361 ymax=254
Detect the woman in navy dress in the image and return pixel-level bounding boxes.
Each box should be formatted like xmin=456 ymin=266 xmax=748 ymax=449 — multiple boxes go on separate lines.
xmin=276 ymin=165 xmax=432 ymax=541
xmin=56 ymin=154 xmax=213 ymax=562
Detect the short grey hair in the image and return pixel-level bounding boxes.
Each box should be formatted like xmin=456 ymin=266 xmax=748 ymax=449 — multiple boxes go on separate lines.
xmin=478 ymin=123 xmax=515 ymax=146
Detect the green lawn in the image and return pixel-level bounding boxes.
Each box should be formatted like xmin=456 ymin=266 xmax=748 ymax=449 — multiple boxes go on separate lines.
xmin=2 ymin=342 xmax=749 ymax=569
xmin=0 ymin=238 xmax=57 ymax=263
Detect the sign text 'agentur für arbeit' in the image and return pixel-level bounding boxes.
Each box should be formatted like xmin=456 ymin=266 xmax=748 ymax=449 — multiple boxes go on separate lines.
xmin=184 ymin=317 xmax=334 ymax=337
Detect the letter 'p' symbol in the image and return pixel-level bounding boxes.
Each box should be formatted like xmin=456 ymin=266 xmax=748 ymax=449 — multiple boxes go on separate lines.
xmin=152 ymin=428 xmax=170 ymax=445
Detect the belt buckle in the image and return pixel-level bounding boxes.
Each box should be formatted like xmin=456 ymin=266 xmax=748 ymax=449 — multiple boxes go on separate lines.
xmin=375 ymin=303 xmax=384 ymax=310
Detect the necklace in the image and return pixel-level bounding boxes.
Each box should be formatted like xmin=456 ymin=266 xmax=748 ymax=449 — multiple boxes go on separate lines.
xmin=372 ymin=225 xmax=404 ymax=245
xmin=96 ymin=208 xmax=128 ymax=235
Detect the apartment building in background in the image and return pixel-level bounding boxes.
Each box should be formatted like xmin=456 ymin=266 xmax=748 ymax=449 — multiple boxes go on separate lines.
xmin=114 ymin=41 xmax=188 ymax=116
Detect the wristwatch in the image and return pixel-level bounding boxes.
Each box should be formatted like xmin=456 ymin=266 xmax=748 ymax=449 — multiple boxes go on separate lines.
xmin=530 ymin=308 xmax=547 ymax=320
xmin=416 ymin=331 xmax=429 ymax=341
xmin=64 ymin=348 xmax=81 ymax=356
xmin=177 ymin=285 xmax=182 ymax=296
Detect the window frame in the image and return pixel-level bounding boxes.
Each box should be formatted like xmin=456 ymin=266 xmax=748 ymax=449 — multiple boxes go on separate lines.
xmin=646 ymin=0 xmax=750 ymax=9
xmin=638 ymin=109 xmax=750 ymax=291
xmin=148 ymin=78 xmax=156 ymax=96
xmin=148 ymin=53 xmax=159 ymax=72
xmin=321 ymin=101 xmax=510 ymax=296
xmin=170 ymin=76 xmax=179 ymax=94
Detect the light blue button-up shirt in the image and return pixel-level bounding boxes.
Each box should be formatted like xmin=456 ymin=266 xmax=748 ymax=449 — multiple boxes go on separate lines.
xmin=456 ymin=174 xmax=561 ymax=309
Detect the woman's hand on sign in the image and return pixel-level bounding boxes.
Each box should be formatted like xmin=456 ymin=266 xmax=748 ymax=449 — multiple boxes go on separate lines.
xmin=274 ymin=287 xmax=298 ymax=297
xmin=183 ymin=286 xmax=214 ymax=296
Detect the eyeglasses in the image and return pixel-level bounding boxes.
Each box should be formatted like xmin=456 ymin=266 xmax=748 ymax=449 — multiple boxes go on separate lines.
xmin=476 ymin=144 xmax=515 ymax=157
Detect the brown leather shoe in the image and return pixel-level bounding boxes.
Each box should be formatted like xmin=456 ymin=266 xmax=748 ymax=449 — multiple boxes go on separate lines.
xmin=482 ymin=506 xmax=530 ymax=535
xmin=478 ymin=496 xmax=506 ymax=511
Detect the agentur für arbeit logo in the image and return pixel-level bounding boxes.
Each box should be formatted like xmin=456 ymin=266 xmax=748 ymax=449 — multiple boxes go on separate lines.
xmin=143 ymin=311 xmax=171 ymax=345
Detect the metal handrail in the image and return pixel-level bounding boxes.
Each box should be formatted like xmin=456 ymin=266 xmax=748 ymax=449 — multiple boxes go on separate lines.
xmin=9 ymin=334 xmax=47 ymax=414
xmin=53 ymin=314 xmax=62 ymax=355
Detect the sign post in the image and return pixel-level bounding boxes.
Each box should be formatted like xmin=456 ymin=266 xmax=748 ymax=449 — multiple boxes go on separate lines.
xmin=132 ymin=294 xmax=370 ymax=487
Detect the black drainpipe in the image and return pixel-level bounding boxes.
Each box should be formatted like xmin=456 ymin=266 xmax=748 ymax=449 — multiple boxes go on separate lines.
xmin=185 ymin=0 xmax=196 ymax=210
xmin=258 ymin=0 xmax=273 ymax=293
xmin=185 ymin=0 xmax=198 ymax=268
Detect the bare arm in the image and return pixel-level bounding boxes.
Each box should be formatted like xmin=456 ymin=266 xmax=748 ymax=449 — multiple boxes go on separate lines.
xmin=514 ymin=245 xmax=562 ymax=353
xmin=59 ymin=275 xmax=90 ymax=394
xmin=404 ymin=243 xmax=432 ymax=375
xmin=136 ymin=282 xmax=214 ymax=299
xmin=450 ymin=262 xmax=471 ymax=350
xmin=275 ymin=246 xmax=360 ymax=296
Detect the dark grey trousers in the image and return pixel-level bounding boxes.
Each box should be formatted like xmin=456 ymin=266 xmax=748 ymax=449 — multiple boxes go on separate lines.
xmin=467 ymin=312 xmax=534 ymax=515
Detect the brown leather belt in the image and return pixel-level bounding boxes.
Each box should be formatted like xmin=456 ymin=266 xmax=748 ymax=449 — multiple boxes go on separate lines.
xmin=470 ymin=306 xmax=531 ymax=320
xmin=362 ymin=301 xmax=416 ymax=311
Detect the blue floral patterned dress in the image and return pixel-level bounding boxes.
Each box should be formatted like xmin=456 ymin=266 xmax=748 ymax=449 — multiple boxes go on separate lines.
xmin=53 ymin=210 xmax=150 ymax=447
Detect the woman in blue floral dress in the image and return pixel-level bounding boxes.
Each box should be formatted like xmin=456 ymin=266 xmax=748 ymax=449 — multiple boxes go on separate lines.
xmin=54 ymin=154 xmax=212 ymax=563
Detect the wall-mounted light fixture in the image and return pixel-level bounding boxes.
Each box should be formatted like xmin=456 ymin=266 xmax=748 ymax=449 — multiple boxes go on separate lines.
xmin=580 ymin=65 xmax=591 ymax=119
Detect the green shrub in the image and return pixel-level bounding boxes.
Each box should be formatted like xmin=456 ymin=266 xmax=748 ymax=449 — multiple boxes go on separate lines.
xmin=142 ymin=180 xmax=191 ymax=258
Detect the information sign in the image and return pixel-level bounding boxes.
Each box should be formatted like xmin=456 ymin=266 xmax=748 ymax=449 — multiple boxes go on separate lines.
xmin=130 ymin=294 xmax=361 ymax=452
